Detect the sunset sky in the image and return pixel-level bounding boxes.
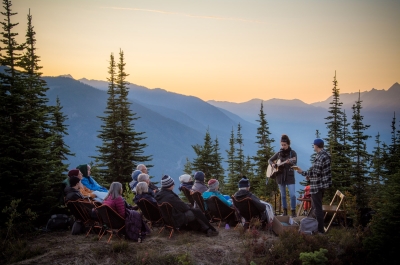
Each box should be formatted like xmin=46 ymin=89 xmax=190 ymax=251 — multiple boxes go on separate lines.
xmin=13 ymin=0 xmax=400 ymax=103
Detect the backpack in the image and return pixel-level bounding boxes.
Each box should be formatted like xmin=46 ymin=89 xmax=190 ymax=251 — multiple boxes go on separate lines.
xmin=125 ymin=209 xmax=150 ymax=242
xmin=299 ymin=217 xmax=318 ymax=235
xmin=46 ymin=214 xmax=73 ymax=231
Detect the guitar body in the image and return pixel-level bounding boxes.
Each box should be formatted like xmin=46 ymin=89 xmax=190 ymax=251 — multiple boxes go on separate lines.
xmin=266 ymin=159 xmax=282 ymax=179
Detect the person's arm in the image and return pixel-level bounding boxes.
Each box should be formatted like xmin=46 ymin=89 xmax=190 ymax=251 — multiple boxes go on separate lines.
xmin=217 ymin=193 xmax=232 ymax=207
xmin=115 ymin=197 xmax=126 ymax=217
xmin=268 ymin=152 xmax=279 ymax=166
xmin=251 ymin=194 xmax=267 ymax=213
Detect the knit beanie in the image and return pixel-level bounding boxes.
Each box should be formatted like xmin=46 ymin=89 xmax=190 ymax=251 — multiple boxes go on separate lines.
xmin=69 ymin=176 xmax=81 ymax=187
xmin=313 ymin=138 xmax=324 ymax=148
xmin=238 ymin=176 xmax=250 ymax=188
xmin=68 ymin=169 xmax=80 ymax=178
xmin=208 ymin=179 xmax=219 ymax=190
xmin=161 ymin=175 xmax=175 ymax=189
xmin=179 ymin=174 xmax=191 ymax=183
xmin=132 ymin=170 xmax=141 ymax=181
xmin=76 ymin=164 xmax=89 ymax=177
xmin=194 ymin=171 xmax=205 ymax=182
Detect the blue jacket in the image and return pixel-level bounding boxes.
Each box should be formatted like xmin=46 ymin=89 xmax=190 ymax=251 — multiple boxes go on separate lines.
xmin=81 ymin=176 xmax=108 ymax=192
xmin=202 ymin=190 xmax=233 ymax=209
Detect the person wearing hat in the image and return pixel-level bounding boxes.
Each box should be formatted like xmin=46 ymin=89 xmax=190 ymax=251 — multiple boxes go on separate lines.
xmin=64 ymin=176 xmax=84 ymax=202
xmin=191 ymin=171 xmax=208 ymax=194
xmin=294 ymin=138 xmax=332 ymax=234
xmin=129 ymin=170 xmax=142 ymax=193
xmin=234 ymin=176 xmax=272 ymax=224
xmin=202 ymin=179 xmax=232 ymax=208
xmin=155 ymin=175 xmax=219 ymax=237
xmin=76 ymin=164 xmax=108 ymax=193
xmin=178 ymin=174 xmax=194 ymax=191
xmin=268 ymin=134 xmax=298 ymax=217
xmin=66 ymin=169 xmax=96 ymax=200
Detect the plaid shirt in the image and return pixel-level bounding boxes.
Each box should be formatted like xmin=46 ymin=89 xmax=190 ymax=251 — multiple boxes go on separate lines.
xmin=301 ymin=149 xmax=332 ymax=194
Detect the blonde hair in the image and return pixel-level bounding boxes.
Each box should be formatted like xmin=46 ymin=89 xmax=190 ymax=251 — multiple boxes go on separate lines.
xmin=105 ymin=182 xmax=122 ymax=200
xmin=136 ymin=182 xmax=149 ymax=195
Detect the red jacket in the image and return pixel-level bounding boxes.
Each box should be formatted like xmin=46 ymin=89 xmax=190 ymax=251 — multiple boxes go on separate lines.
xmin=103 ymin=196 xmax=125 ymax=217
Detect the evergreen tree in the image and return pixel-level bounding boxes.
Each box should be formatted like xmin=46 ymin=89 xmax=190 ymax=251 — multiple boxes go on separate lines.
xmin=350 ymin=91 xmax=371 ymax=208
xmin=211 ymin=137 xmax=225 ymax=191
xmin=382 ymin=113 xmax=399 ymax=176
xmin=324 ymin=72 xmax=350 ymax=198
xmin=369 ymin=132 xmax=384 ymax=208
xmin=252 ymin=101 xmax=276 ymax=199
xmin=224 ymin=127 xmax=237 ymax=195
xmin=234 ymin=123 xmax=245 ymax=176
xmin=95 ymin=50 xmax=151 ymax=184
xmin=191 ymin=129 xmax=214 ymax=177
xmin=183 ymin=157 xmax=193 ymax=175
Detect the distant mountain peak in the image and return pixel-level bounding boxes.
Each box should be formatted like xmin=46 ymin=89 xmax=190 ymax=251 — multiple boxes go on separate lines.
xmin=58 ymin=74 xmax=74 ymax=79
xmin=388 ymin=82 xmax=400 ymax=91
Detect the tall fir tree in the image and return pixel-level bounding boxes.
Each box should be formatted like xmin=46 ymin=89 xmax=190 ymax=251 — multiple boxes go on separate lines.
xmin=211 ymin=137 xmax=225 ymax=191
xmin=183 ymin=157 xmax=193 ymax=175
xmin=191 ymin=129 xmax=214 ymax=177
xmin=224 ymin=127 xmax=237 ymax=195
xmin=382 ymin=113 xmax=399 ymax=177
xmin=350 ymin=91 xmax=371 ymax=209
xmin=369 ymin=132 xmax=384 ymax=209
xmin=252 ymin=101 xmax=276 ymax=200
xmin=234 ymin=123 xmax=245 ymax=176
xmin=95 ymin=50 xmax=151 ymax=185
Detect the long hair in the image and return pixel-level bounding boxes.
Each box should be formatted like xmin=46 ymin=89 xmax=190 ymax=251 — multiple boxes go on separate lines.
xmin=105 ymin=182 xmax=122 ymax=200
xmin=136 ymin=182 xmax=149 ymax=195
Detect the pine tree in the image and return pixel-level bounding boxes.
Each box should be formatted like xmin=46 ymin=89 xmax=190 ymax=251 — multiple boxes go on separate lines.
xmin=224 ymin=127 xmax=237 ymax=195
xmin=382 ymin=113 xmax=399 ymax=176
xmin=191 ymin=129 xmax=214 ymax=177
xmin=350 ymin=91 xmax=371 ymax=208
xmin=369 ymin=132 xmax=384 ymax=209
xmin=183 ymin=157 xmax=193 ymax=175
xmin=211 ymin=137 xmax=225 ymax=191
xmin=234 ymin=123 xmax=245 ymax=176
xmin=95 ymin=50 xmax=151 ymax=185
xmin=252 ymin=101 xmax=276 ymax=199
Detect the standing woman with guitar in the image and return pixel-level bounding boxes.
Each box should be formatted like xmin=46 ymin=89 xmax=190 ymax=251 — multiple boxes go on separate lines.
xmin=268 ymin=134 xmax=298 ymax=217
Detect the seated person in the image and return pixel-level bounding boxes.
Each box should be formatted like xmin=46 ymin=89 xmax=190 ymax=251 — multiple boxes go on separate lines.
xmin=102 ymin=182 xmax=129 ymax=217
xmin=155 ymin=175 xmax=218 ymax=237
xmin=178 ymin=174 xmax=194 ymax=191
xmin=202 ymin=179 xmax=232 ymax=208
xmin=67 ymin=169 xmax=103 ymax=203
xmin=137 ymin=173 xmax=158 ymax=196
xmin=64 ymin=176 xmax=84 ymax=202
xmin=129 ymin=170 xmax=141 ymax=193
xmin=137 ymin=164 xmax=160 ymax=193
xmin=234 ymin=176 xmax=271 ymax=224
xmin=133 ymin=182 xmax=157 ymax=206
xmin=76 ymin=164 xmax=108 ymax=201
xmin=191 ymin=171 xmax=208 ymax=194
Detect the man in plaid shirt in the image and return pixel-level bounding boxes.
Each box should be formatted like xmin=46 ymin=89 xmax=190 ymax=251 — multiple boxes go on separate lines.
xmin=295 ymin=138 xmax=332 ymax=233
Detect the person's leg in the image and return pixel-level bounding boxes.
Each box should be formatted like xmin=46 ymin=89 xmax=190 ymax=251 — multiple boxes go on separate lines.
xmin=311 ymin=189 xmax=325 ymax=233
xmin=190 ymin=209 xmax=218 ymax=236
xmin=92 ymin=191 xmax=107 ymax=201
xmin=278 ymin=184 xmax=287 ymax=215
xmin=287 ymin=184 xmax=296 ymax=210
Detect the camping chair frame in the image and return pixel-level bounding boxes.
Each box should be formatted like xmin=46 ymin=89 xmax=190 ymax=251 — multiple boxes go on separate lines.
xmin=205 ymin=196 xmax=236 ymax=228
xmin=95 ymin=205 xmax=126 ymax=243
xmin=157 ymin=202 xmax=180 ymax=239
xmin=78 ymin=200 xmax=102 ymax=236
xmin=231 ymin=196 xmax=263 ymax=230
xmin=136 ymin=198 xmax=164 ymax=233
xmin=181 ymin=186 xmax=195 ymax=207
xmin=323 ymin=190 xmax=347 ymax=232
xmin=190 ymin=190 xmax=212 ymax=221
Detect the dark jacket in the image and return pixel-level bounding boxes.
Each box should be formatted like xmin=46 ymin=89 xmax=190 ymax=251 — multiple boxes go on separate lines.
xmin=134 ymin=192 xmax=157 ymax=206
xmin=268 ymin=149 xmax=297 ymax=185
xmin=234 ymin=189 xmax=265 ymax=214
xmin=155 ymin=188 xmax=190 ymax=228
xmin=64 ymin=186 xmax=84 ymax=202
xmin=179 ymin=181 xmax=194 ymax=191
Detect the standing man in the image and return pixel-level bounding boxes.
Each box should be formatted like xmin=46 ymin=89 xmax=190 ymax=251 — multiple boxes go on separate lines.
xmin=294 ymin=138 xmax=332 ymax=234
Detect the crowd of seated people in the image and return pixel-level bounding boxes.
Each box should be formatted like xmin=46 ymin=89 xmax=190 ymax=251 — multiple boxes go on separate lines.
xmin=63 ymin=165 xmax=275 ymax=239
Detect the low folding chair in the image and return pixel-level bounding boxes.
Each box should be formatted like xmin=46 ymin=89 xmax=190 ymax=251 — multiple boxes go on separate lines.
xmin=231 ymin=196 xmax=263 ymax=230
xmin=157 ymin=202 xmax=180 ymax=239
xmin=190 ymin=190 xmax=212 ymax=221
xmin=181 ymin=186 xmax=195 ymax=207
xmin=136 ymin=198 xmax=164 ymax=232
xmin=95 ymin=205 xmax=126 ymax=243
xmin=205 ymin=196 xmax=236 ymax=228
xmin=323 ymin=190 xmax=346 ymax=232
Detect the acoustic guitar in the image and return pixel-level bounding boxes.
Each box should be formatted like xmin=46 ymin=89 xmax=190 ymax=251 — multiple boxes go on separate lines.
xmin=266 ymin=157 xmax=296 ymax=180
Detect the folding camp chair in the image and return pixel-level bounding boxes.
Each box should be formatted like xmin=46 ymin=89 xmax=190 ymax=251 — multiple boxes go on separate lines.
xmin=66 ymin=199 xmax=97 ymax=236
xmin=323 ymin=190 xmax=347 ymax=232
xmin=136 ymin=198 xmax=164 ymax=232
xmin=181 ymin=186 xmax=195 ymax=207
xmin=190 ymin=190 xmax=212 ymax=221
xmin=157 ymin=202 xmax=180 ymax=239
xmin=205 ymin=196 xmax=236 ymax=228
xmin=95 ymin=205 xmax=126 ymax=243
xmin=231 ymin=196 xmax=264 ymax=229
xmin=78 ymin=200 xmax=102 ymax=236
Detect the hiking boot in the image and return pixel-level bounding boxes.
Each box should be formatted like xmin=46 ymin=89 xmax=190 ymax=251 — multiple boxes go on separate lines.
xmin=206 ymin=229 xmax=219 ymax=237
xmin=282 ymin=209 xmax=288 ymax=216
xmin=291 ymin=210 xmax=297 ymax=218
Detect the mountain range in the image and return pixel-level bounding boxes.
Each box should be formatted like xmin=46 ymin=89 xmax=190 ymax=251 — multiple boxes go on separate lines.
xmin=44 ymin=76 xmax=399 ymax=193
